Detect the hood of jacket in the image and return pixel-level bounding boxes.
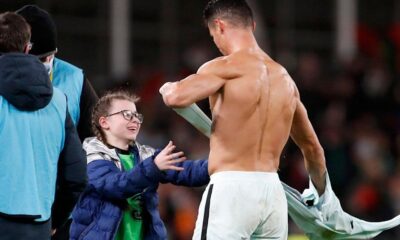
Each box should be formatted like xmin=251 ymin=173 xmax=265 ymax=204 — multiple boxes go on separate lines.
xmin=0 ymin=53 xmax=52 ymax=110
xmin=83 ymin=137 xmax=157 ymax=163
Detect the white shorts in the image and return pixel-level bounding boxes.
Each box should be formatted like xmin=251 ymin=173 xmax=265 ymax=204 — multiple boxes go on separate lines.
xmin=193 ymin=171 xmax=288 ymax=240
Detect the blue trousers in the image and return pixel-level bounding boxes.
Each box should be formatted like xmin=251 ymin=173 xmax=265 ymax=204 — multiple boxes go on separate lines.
xmin=0 ymin=216 xmax=51 ymax=240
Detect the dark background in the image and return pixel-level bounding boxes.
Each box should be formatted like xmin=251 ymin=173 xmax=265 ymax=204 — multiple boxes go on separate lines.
xmin=1 ymin=0 xmax=400 ymax=239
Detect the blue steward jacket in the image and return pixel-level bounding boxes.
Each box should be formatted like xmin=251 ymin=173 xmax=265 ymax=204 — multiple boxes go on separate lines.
xmin=0 ymin=53 xmax=87 ymax=230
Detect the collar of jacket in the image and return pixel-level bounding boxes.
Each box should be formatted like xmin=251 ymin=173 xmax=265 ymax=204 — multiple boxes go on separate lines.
xmin=83 ymin=137 xmax=156 ymax=164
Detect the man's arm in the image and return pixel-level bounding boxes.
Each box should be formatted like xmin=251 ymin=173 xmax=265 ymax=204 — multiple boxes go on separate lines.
xmin=51 ymin=110 xmax=87 ymax=230
xmin=160 ymin=73 xmax=225 ymax=108
xmin=290 ymin=87 xmax=326 ymax=195
xmin=77 ymin=75 xmax=98 ymax=141
xmin=160 ymin=59 xmax=229 ymax=108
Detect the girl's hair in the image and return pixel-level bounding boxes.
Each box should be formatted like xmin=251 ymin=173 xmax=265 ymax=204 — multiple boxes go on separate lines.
xmin=91 ymin=89 xmax=140 ymax=142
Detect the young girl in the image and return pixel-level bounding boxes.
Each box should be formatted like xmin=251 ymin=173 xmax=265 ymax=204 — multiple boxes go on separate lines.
xmin=70 ymin=90 xmax=209 ymax=240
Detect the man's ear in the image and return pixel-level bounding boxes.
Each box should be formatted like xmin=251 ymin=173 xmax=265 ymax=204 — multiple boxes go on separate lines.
xmin=252 ymin=21 xmax=256 ymax=31
xmin=99 ymin=116 xmax=109 ymax=130
xmin=214 ymin=18 xmax=226 ymax=34
xmin=23 ymin=44 xmax=30 ymax=54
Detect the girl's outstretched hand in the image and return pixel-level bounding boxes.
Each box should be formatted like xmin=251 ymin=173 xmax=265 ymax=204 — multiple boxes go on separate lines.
xmin=154 ymin=141 xmax=186 ymax=171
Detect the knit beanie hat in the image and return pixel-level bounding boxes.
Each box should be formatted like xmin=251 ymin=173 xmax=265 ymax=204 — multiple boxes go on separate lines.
xmin=16 ymin=5 xmax=57 ymax=57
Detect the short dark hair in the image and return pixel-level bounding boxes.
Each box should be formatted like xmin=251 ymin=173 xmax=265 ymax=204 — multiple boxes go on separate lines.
xmin=0 ymin=12 xmax=31 ymax=53
xmin=203 ymin=0 xmax=254 ymax=28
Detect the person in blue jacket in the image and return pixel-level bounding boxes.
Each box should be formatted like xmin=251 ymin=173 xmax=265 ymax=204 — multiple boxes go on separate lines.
xmin=70 ymin=90 xmax=209 ymax=240
xmin=16 ymin=6 xmax=99 ymax=239
xmin=16 ymin=4 xmax=99 ymax=141
xmin=0 ymin=12 xmax=87 ymax=240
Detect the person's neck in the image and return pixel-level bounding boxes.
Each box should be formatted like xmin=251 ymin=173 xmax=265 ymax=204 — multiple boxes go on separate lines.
xmin=227 ymin=30 xmax=259 ymax=54
xmin=105 ymin=135 xmax=131 ymax=151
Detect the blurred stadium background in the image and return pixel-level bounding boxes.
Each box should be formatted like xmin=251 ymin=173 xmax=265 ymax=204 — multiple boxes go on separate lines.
xmin=1 ymin=0 xmax=400 ymax=239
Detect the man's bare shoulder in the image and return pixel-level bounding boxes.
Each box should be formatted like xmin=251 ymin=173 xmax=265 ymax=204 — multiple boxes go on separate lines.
xmin=197 ymin=56 xmax=226 ymax=74
xmin=263 ymin=58 xmax=287 ymax=73
xmin=197 ymin=55 xmax=242 ymax=80
xmin=266 ymin=59 xmax=294 ymax=81
xmin=264 ymin=59 xmax=298 ymax=96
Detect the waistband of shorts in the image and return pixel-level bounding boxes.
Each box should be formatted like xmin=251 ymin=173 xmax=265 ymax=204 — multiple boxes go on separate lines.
xmin=210 ymin=171 xmax=279 ymax=182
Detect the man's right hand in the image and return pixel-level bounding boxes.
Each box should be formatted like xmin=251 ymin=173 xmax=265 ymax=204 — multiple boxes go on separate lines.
xmin=159 ymin=82 xmax=172 ymax=95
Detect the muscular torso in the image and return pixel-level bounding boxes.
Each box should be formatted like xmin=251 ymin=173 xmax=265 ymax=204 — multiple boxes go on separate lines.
xmin=208 ymin=49 xmax=297 ymax=174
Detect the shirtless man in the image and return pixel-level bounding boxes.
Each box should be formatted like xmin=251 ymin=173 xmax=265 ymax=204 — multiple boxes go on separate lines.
xmin=160 ymin=0 xmax=326 ymax=239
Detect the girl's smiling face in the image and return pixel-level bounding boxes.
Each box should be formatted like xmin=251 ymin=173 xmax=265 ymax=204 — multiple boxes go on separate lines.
xmin=100 ymin=99 xmax=142 ymax=149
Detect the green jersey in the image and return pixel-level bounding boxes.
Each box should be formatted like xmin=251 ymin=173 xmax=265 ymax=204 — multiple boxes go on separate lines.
xmin=115 ymin=151 xmax=144 ymax=240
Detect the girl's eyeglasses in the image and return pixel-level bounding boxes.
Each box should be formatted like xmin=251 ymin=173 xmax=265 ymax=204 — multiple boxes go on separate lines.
xmin=105 ymin=110 xmax=143 ymax=123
